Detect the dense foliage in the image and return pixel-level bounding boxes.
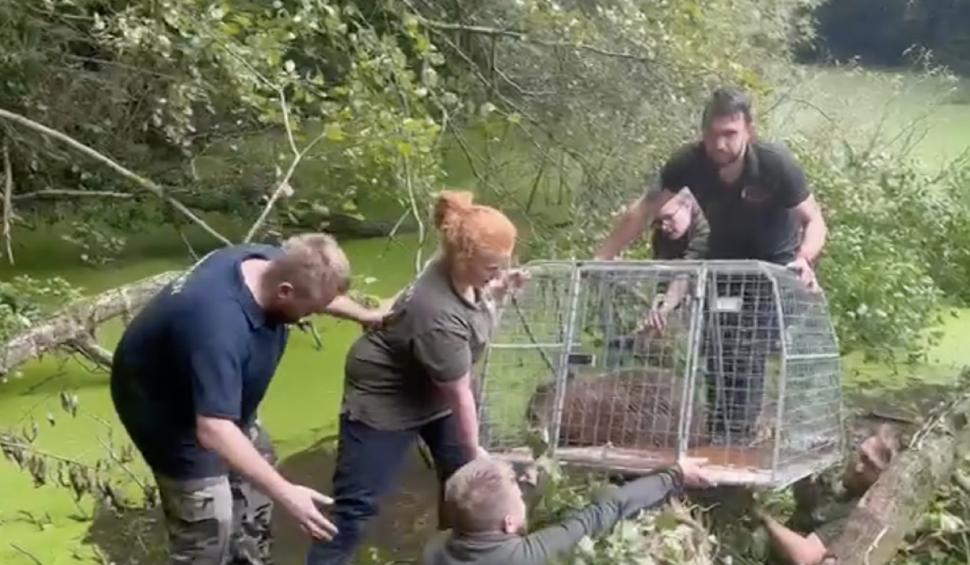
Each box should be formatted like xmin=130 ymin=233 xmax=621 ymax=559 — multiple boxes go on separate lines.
xmin=803 ymin=145 xmax=970 ymax=359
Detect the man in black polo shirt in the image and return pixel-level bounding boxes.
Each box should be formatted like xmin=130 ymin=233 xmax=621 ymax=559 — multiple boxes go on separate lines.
xmin=111 ymin=233 xmax=384 ymax=564
xmin=599 ymin=87 xmax=827 ymax=442
xmin=662 ymin=87 xmax=827 ymax=441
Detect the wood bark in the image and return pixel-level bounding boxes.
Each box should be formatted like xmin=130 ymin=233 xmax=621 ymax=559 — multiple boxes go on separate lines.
xmin=65 ymin=336 xmax=115 ymax=369
xmin=821 ymin=397 xmax=970 ymax=565
xmin=0 ymin=271 xmax=178 ymax=374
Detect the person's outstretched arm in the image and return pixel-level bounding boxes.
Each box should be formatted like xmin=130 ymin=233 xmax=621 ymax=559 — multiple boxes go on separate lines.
xmin=758 ymin=510 xmax=827 ymax=565
xmin=595 ymin=195 xmax=651 ymax=260
xmin=510 ymin=469 xmax=685 ymax=564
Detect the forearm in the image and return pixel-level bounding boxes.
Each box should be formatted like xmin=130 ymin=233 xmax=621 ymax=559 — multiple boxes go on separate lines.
xmin=659 ymin=277 xmax=689 ymax=312
xmin=797 ymin=217 xmax=827 ymax=264
xmin=324 ymin=295 xmax=374 ymax=323
xmin=517 ymin=470 xmax=681 ymax=561
xmin=440 ymin=378 xmax=480 ymax=457
xmin=595 ymin=203 xmax=648 ymax=260
xmin=196 ymin=416 xmax=290 ymax=501
xmin=519 ymin=499 xmax=625 ymax=561
xmin=762 ymin=515 xmax=826 ymax=565
xmin=616 ymin=469 xmax=682 ymax=516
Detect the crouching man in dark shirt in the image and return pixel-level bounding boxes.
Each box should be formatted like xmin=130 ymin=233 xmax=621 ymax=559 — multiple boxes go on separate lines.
xmin=423 ymin=457 xmax=714 ymax=565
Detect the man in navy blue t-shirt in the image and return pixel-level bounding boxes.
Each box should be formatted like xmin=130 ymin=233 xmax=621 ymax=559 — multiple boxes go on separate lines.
xmin=111 ymin=233 xmax=384 ymax=564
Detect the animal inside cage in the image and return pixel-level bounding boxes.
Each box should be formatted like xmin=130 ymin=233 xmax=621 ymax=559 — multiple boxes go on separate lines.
xmin=476 ymin=260 xmax=844 ymax=488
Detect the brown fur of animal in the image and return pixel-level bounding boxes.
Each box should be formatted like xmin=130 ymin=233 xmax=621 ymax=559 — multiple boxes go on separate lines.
xmin=526 ymin=368 xmax=710 ymax=450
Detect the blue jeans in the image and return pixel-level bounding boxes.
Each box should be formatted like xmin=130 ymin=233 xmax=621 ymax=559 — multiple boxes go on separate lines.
xmin=305 ymin=413 xmax=470 ymax=565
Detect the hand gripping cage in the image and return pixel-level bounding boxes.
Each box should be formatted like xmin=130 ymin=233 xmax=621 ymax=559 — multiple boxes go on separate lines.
xmin=476 ymin=260 xmax=844 ymax=487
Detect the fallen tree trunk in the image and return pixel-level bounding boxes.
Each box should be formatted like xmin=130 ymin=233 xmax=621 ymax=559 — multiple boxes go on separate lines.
xmin=0 ymin=271 xmax=178 ymax=374
xmin=822 ymin=395 xmax=970 ymax=565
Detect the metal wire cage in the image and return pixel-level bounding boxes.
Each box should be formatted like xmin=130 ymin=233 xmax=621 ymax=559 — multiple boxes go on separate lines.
xmin=476 ymin=259 xmax=843 ymax=488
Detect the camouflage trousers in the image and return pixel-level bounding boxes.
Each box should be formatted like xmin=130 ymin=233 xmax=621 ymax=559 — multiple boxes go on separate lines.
xmin=155 ymin=421 xmax=277 ymax=565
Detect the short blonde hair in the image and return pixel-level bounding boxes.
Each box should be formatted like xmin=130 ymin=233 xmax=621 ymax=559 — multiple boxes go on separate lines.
xmin=445 ymin=457 xmax=520 ymax=534
xmin=267 ymin=233 xmax=351 ymax=299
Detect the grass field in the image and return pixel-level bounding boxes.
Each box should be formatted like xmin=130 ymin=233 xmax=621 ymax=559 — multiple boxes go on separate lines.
xmin=1 ymin=65 xmax=970 ymax=563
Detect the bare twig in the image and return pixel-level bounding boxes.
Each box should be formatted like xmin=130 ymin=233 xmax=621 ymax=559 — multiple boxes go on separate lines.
xmin=279 ymin=90 xmax=300 ymax=158
xmin=243 ymin=133 xmax=326 ymax=243
xmin=0 ymin=107 xmax=231 ymax=246
xmin=96 ymin=436 xmax=152 ymax=495
xmin=64 ymin=337 xmax=113 ymax=370
xmin=9 ymin=543 xmax=43 ymax=565
xmin=402 ymin=154 xmax=425 ymax=274
xmin=413 ymin=14 xmax=654 ymax=63
xmin=2 ymin=140 xmax=13 ymax=265
xmin=0 ymin=438 xmax=98 ymax=470
xmin=178 ymin=229 xmax=200 ymax=261
xmin=12 ymin=189 xmax=133 ymax=201
xmin=243 ymin=90 xmax=330 ymax=243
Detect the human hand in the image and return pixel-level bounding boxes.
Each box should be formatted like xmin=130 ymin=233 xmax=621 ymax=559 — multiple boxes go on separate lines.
xmin=642 ymin=307 xmax=669 ymax=335
xmin=751 ymin=504 xmax=772 ymax=524
xmin=786 ymin=257 xmax=819 ymax=292
xmin=491 ymin=268 xmax=531 ymax=302
xmin=675 ymin=457 xmax=715 ymax=489
xmin=518 ymin=463 xmax=539 ymax=486
xmin=357 ymin=308 xmax=387 ymax=331
xmin=277 ymin=483 xmax=338 ymax=541
xmin=475 ymin=445 xmax=490 ymax=459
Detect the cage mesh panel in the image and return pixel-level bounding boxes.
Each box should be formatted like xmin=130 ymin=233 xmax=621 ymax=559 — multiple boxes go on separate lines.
xmin=777 ymin=357 xmax=842 ymax=467
xmin=477 ymin=260 xmax=843 ymax=487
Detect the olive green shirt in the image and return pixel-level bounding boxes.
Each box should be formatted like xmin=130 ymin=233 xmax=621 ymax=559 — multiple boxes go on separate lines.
xmin=422 ymin=470 xmax=683 ymax=565
xmin=342 ymin=260 xmax=494 ymax=430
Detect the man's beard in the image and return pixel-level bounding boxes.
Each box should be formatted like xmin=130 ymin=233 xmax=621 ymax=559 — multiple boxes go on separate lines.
xmin=715 ymin=145 xmax=745 ymax=168
xmin=266 ymin=307 xmax=302 ymax=325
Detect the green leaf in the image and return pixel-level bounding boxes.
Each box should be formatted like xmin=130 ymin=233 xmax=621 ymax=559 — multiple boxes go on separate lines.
xmin=324 ymin=123 xmax=346 ymax=142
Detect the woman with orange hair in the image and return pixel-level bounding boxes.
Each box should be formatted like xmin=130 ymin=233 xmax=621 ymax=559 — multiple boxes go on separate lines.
xmin=307 ymin=191 xmax=522 ymax=565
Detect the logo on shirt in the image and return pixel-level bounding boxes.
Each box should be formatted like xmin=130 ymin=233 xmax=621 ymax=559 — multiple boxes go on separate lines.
xmin=741 ymin=184 xmax=771 ymax=205
xmin=170 ymin=249 xmax=218 ymax=295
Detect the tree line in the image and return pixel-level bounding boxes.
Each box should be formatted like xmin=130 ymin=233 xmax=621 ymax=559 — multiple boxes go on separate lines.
xmin=808 ymin=0 xmax=970 ymax=75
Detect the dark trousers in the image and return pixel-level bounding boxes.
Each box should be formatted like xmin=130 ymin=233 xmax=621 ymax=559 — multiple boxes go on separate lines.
xmin=305 ymin=413 xmax=470 ymax=565
xmin=704 ymin=275 xmax=778 ymax=441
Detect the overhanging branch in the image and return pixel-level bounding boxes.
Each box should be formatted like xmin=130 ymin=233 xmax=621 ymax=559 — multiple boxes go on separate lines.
xmin=413 ymin=14 xmax=654 ymax=64
xmin=12 ymin=189 xmax=134 ymax=201
xmin=0 ymin=107 xmax=231 ymax=246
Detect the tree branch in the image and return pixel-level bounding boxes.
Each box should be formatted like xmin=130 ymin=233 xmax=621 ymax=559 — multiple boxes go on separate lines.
xmin=9 ymin=543 xmax=43 ymax=565
xmin=413 ymin=14 xmax=653 ymax=63
xmin=63 ymin=337 xmax=113 ymax=370
xmin=243 ymin=93 xmax=328 ymax=243
xmin=2 ymin=140 xmax=13 ymax=265
xmin=243 ymin=134 xmax=327 ymax=243
xmin=0 ymin=107 xmax=231 ymax=246
xmin=12 ymin=189 xmax=134 ymax=201
xmin=0 ymin=271 xmax=179 ymax=375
